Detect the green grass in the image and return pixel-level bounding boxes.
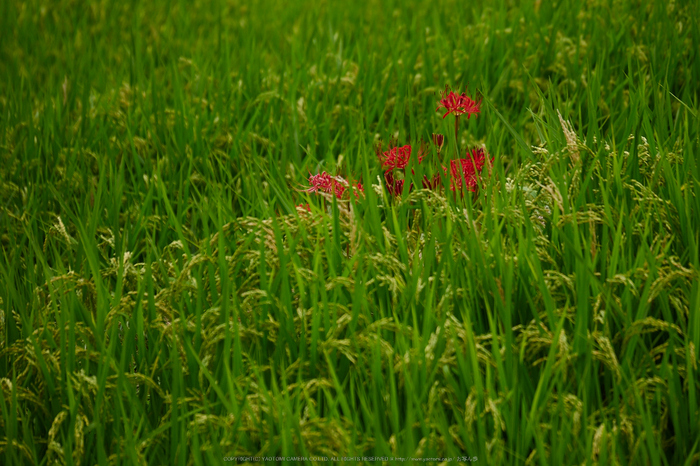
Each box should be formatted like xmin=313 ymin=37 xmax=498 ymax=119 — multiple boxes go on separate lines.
xmin=1 ymin=0 xmax=699 ymax=464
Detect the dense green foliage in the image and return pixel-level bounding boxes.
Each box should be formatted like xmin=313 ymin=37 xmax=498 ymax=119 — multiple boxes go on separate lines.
xmin=1 ymin=0 xmax=699 ymax=464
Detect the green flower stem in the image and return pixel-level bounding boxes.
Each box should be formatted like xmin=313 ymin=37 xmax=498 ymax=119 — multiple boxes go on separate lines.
xmin=454 ymin=115 xmax=461 ymax=158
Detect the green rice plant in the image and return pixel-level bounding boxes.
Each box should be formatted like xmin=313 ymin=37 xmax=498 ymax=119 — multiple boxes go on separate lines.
xmin=1 ymin=0 xmax=700 ymax=464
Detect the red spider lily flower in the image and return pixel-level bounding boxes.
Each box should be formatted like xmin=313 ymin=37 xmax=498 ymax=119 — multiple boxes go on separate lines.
xmin=385 ymin=171 xmax=440 ymax=195
xmin=432 ymin=133 xmax=445 ymax=152
xmin=305 ymin=172 xmax=347 ymax=198
xmin=436 ymin=87 xmax=481 ymax=119
xmin=296 ymin=203 xmax=311 ymax=212
xmin=351 ymin=182 xmax=365 ymax=199
xmin=377 ymin=142 xmax=432 ymax=196
xmin=422 ymin=173 xmax=443 ymax=190
xmin=446 ymin=148 xmax=492 ymax=192
xmin=384 ymin=170 xmax=407 ymax=197
xmin=378 ymin=143 xmax=429 ymax=169
xmin=378 ymin=144 xmax=413 ymax=170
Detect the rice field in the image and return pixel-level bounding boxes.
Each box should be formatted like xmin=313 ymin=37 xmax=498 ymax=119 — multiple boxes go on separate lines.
xmin=1 ymin=0 xmax=699 ymax=464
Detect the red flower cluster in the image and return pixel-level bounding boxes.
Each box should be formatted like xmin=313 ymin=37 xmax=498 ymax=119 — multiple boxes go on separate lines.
xmin=378 ymin=144 xmax=426 ymax=196
xmin=436 ymin=87 xmax=481 ymax=119
xmin=447 ymin=148 xmax=492 ymax=192
xmin=303 ymin=172 xmax=363 ymax=200
xmin=379 ymin=144 xmax=491 ymax=197
xmin=305 ymin=172 xmax=346 ymax=197
xmin=384 ymin=170 xmax=407 ymax=197
xmin=378 ymin=144 xmax=426 ymax=170
xmin=296 ymin=86 xmax=491 ymax=210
